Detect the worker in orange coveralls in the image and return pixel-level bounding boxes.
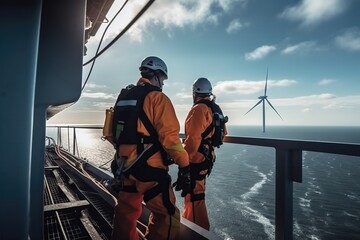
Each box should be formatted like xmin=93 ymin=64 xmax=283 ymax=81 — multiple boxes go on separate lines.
xmin=183 ymin=77 xmax=228 ymax=230
xmin=110 ymin=56 xmax=191 ymax=240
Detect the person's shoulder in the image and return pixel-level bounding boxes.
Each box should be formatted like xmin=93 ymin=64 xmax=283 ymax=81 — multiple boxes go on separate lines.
xmin=192 ymin=102 xmax=210 ymax=114
xmin=147 ymin=90 xmax=171 ymax=102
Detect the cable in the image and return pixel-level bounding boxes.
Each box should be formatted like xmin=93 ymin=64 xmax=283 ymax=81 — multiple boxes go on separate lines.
xmin=82 ymin=0 xmax=155 ymax=91
xmin=82 ymin=0 xmax=129 ymax=91
xmin=83 ymin=0 xmax=155 ymax=67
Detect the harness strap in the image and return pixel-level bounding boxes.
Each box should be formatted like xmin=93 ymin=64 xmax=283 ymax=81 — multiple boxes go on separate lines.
xmin=113 ymin=84 xmax=175 ymax=214
xmin=139 ymin=109 xmax=172 ymax=166
xmin=109 ymin=180 xmax=137 ymax=194
xmin=191 ymin=193 xmax=205 ymax=202
xmin=143 ymin=184 xmax=161 ymax=202
xmin=121 ymin=185 xmax=137 ymax=193
xmin=195 ymin=99 xmax=214 ymax=141
xmin=130 ymin=164 xmax=176 ymax=215
xmin=201 ymin=124 xmax=213 ymax=141
xmin=143 ymin=176 xmax=175 ymax=215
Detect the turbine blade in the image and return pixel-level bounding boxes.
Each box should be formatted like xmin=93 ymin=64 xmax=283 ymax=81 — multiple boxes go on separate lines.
xmin=265 ymin=98 xmax=283 ymax=120
xmin=244 ymin=99 xmax=263 ymax=116
xmin=264 ymin=68 xmax=268 ymax=96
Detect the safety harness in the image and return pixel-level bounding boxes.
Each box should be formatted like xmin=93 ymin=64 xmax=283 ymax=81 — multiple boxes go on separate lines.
xmin=189 ymin=99 xmax=227 ymax=202
xmin=111 ymin=83 xmax=175 ymax=215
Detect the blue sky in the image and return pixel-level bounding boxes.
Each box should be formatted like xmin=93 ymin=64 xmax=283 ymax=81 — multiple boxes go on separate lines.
xmin=48 ymin=0 xmax=360 ymax=128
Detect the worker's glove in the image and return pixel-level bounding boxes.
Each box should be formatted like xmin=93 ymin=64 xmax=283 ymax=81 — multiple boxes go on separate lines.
xmin=173 ymin=165 xmax=191 ymax=197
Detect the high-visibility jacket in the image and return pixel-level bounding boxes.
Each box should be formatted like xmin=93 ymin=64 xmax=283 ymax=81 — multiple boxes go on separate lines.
xmin=185 ymin=97 xmax=212 ymax=163
xmin=183 ymin=96 xmax=227 ymax=230
xmin=112 ymin=78 xmax=189 ymax=240
xmin=184 ymin=97 xmax=227 ymax=162
xmin=118 ymin=77 xmax=189 ymax=169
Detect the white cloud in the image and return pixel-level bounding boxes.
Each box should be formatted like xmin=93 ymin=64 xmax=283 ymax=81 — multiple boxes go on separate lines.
xmin=245 ymin=45 xmax=276 ymax=61
xmin=219 ymin=0 xmax=248 ymax=12
xmin=318 ymin=79 xmax=336 ymax=85
xmin=318 ymin=93 xmax=336 ymax=99
xmin=279 ymin=0 xmax=348 ymax=27
xmin=281 ymin=41 xmax=317 ymax=55
xmin=87 ymin=83 xmax=107 ymax=89
xmin=213 ymin=79 xmax=297 ymax=94
xmin=92 ymin=101 xmax=115 ymax=109
xmin=176 ymin=92 xmax=192 ymax=100
xmin=276 ymin=93 xmax=339 ymax=107
xmin=108 ymin=0 xmax=248 ymax=42
xmin=272 ymin=79 xmax=298 ymax=87
xmin=335 ymin=28 xmax=360 ymax=51
xmin=226 ymin=19 xmax=248 ymax=34
xmin=82 ymin=92 xmax=116 ymax=100
xmin=223 ymin=94 xmax=360 ymax=110
xmin=320 ymin=95 xmax=360 ymax=109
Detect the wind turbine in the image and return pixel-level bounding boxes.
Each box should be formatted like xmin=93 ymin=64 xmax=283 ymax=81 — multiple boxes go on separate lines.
xmin=244 ymin=69 xmax=283 ymax=132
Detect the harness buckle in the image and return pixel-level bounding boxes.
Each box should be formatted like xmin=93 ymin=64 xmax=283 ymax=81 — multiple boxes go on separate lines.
xmin=108 ymin=178 xmax=124 ymax=196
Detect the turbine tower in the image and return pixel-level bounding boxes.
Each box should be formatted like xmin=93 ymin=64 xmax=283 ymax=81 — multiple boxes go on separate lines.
xmin=244 ymin=69 xmax=283 ymax=132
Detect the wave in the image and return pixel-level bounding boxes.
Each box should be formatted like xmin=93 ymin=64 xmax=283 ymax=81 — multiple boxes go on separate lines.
xmin=299 ymin=197 xmax=311 ymax=208
xmin=241 ymin=206 xmax=275 ymax=240
xmin=215 ymin=229 xmax=235 ymax=240
xmin=240 ymin=161 xmax=270 ymax=200
xmin=232 ymin=159 xmax=276 ymax=239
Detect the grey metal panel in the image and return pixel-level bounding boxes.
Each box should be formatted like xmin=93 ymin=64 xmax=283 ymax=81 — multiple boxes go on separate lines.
xmin=30 ymin=1 xmax=87 ymax=239
xmin=0 ymin=1 xmax=42 ymax=239
xmin=35 ymin=0 xmax=85 ymax=107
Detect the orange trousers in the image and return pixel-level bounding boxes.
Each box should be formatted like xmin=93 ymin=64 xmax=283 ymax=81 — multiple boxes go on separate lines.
xmin=182 ymin=177 xmax=210 ymax=230
xmin=111 ymin=174 xmax=180 ymax=240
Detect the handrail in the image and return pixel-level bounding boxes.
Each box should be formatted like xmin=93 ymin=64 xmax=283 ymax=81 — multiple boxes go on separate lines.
xmin=47 ymin=125 xmax=360 ymax=240
xmin=223 ymin=135 xmax=360 ymax=156
xmin=221 ymin=135 xmax=359 ymax=239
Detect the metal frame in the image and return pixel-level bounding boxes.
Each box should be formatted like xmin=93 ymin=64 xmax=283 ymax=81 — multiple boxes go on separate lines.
xmin=49 ymin=125 xmax=360 ymax=240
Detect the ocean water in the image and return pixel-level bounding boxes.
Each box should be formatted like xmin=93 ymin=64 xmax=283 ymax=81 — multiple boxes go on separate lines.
xmin=46 ymin=126 xmax=360 ymax=240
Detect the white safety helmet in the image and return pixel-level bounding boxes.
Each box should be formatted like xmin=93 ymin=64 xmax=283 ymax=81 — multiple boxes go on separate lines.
xmin=139 ymin=56 xmax=168 ymax=79
xmin=193 ymin=77 xmax=212 ymax=95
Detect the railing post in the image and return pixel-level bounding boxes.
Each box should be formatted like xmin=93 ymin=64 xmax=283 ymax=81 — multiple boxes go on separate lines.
xmin=57 ymin=127 xmax=62 ymax=146
xmin=275 ymin=147 xmax=302 ymax=240
xmin=73 ymin=127 xmax=76 ymax=156
xmin=275 ymin=148 xmax=293 ymax=240
xmin=67 ymin=125 xmax=70 ymax=152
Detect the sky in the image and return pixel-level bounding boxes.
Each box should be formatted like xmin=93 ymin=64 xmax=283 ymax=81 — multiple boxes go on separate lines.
xmin=47 ymin=0 xmax=360 ymax=128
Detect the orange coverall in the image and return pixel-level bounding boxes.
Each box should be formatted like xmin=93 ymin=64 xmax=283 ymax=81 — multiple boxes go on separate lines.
xmin=183 ymin=97 xmax=227 ymax=230
xmin=111 ymin=78 xmax=189 ymax=240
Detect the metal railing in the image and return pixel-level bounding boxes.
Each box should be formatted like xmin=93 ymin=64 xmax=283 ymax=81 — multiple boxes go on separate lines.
xmin=47 ymin=125 xmax=360 ymax=240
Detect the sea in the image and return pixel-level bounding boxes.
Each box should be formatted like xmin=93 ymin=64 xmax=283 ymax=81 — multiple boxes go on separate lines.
xmin=46 ymin=125 xmax=360 ymax=240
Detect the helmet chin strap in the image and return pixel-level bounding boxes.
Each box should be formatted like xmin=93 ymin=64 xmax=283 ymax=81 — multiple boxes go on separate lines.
xmin=155 ymin=75 xmax=163 ymax=90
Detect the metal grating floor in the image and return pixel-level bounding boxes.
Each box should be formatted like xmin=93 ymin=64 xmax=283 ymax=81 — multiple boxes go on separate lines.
xmin=44 ymin=171 xmax=94 ymax=239
xmin=84 ymin=192 xmax=114 ymax=224
xmin=44 ymin=151 xmax=111 ymax=239
xmin=44 ymin=212 xmax=88 ymax=240
xmin=44 ymin=170 xmax=68 ymax=205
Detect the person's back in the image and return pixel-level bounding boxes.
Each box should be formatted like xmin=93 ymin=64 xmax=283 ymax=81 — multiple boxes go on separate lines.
xmin=183 ymin=77 xmax=228 ymax=230
xmin=110 ymin=56 xmax=191 ymax=240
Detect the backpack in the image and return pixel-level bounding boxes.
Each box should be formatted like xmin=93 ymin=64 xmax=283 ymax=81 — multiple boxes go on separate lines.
xmin=112 ymin=83 xmax=159 ymax=147
xmin=111 ymin=83 xmax=171 ymax=165
xmin=198 ymin=100 xmax=228 ymax=148
xmin=190 ymin=99 xmax=228 ymax=178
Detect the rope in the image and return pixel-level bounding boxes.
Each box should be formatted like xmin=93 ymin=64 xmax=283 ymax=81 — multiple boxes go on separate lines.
xmin=53 ymin=144 xmax=117 ymax=203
